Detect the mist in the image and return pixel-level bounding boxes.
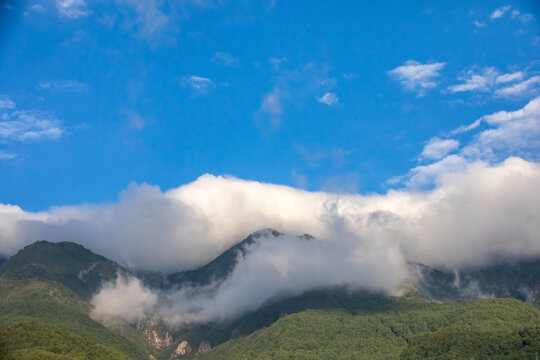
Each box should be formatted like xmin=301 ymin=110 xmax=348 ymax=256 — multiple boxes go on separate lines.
xmin=1 ymin=157 xmax=540 ymax=325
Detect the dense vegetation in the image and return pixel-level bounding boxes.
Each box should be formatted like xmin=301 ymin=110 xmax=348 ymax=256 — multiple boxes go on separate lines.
xmin=203 ymin=298 xmax=540 ymax=360
xmin=0 ymin=239 xmax=539 ymax=360
xmin=0 ymin=242 xmax=150 ymax=359
xmin=0 ymin=321 xmax=128 ymax=360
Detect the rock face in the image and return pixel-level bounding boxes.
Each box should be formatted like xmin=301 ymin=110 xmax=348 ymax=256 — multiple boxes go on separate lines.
xmin=195 ymin=341 xmax=211 ymax=356
xmin=170 ymin=340 xmax=192 ymax=359
xmin=144 ymin=328 xmax=173 ymax=350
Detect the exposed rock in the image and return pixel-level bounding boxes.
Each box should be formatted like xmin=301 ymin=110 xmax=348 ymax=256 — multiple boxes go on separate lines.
xmin=195 ymin=341 xmax=211 ymax=356
xmin=170 ymin=340 xmax=192 ymax=359
xmin=137 ymin=318 xmax=174 ymax=351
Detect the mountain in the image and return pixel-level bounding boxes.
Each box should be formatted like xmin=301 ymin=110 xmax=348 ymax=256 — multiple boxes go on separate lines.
xmin=0 ymin=231 xmax=539 ymax=359
xmin=414 ymin=259 xmax=540 ymax=303
xmin=0 ymin=240 xmax=127 ymax=299
xmin=203 ymin=298 xmax=540 ymax=360
xmin=0 ymin=241 xmax=150 ymax=359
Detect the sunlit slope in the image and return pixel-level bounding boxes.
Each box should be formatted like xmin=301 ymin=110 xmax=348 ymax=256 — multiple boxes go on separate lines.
xmin=0 ymin=241 xmax=150 ymax=359
xmin=203 ymin=298 xmax=540 ymax=360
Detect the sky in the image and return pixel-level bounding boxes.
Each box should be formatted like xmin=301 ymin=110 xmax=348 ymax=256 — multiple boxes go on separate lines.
xmin=1 ymin=0 xmax=539 ymax=211
xmin=1 ymin=1 xmax=540 ymax=324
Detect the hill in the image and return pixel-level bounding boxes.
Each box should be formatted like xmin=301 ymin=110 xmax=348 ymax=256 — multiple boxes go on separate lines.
xmin=203 ymin=298 xmax=540 ymax=360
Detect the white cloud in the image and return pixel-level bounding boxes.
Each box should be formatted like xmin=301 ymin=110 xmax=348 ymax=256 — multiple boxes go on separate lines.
xmin=490 ymin=5 xmax=511 ymax=20
xmin=473 ymin=20 xmax=486 ymax=28
xmin=181 ymin=75 xmax=215 ymax=95
xmin=212 ymin=52 xmax=239 ymax=67
xmin=0 ymin=151 xmax=16 ymax=160
xmin=29 ymin=4 xmax=45 ymax=12
xmin=447 ymin=67 xmax=498 ymax=93
xmin=56 ymin=0 xmax=89 ymax=19
xmin=494 ymin=76 xmax=540 ymax=98
xmin=419 ymin=137 xmax=459 ymax=161
xmin=388 ymin=60 xmax=446 ymax=96
xmin=115 ymin=0 xmax=174 ymax=41
xmin=37 ymin=80 xmax=88 ymax=92
xmin=0 ymin=97 xmax=15 ymax=109
xmin=317 ymin=92 xmax=339 ymax=106
xmin=260 ymin=91 xmax=282 ymax=115
xmin=496 ymin=71 xmax=523 ymax=84
xmin=461 ymin=96 xmax=540 ymax=160
xmin=91 ymin=275 xmax=157 ymax=323
xmin=0 ymin=110 xmax=63 ymax=142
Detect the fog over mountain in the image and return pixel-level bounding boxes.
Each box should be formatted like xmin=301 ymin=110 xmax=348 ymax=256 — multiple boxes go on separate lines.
xmin=1 ymin=156 xmax=540 ymax=324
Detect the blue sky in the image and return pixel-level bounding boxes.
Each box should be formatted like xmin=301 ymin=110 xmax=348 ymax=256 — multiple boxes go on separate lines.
xmin=0 ymin=0 xmax=539 ymax=211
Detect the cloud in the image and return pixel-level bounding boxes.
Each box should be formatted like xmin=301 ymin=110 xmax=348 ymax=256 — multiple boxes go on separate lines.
xmin=91 ymin=275 xmax=157 ymax=323
xmin=211 ymin=52 xmax=239 ymax=67
xmin=461 ymin=96 xmax=540 ymax=160
xmin=37 ymin=80 xmax=88 ymax=92
xmin=256 ymin=62 xmax=334 ymax=131
xmin=78 ymin=157 xmax=540 ymax=325
xmin=388 ymin=60 xmax=446 ymax=96
xmin=496 ymin=71 xmax=523 ymax=84
xmin=0 ymin=151 xmax=16 ymax=160
xmin=419 ymin=137 xmax=459 ymax=161
xmin=494 ymin=76 xmax=540 ymax=98
xmin=317 ymin=92 xmax=339 ymax=107
xmin=490 ymin=6 xmax=511 ymax=20
xmin=473 ymin=20 xmax=486 ymax=28
xmin=294 ymin=145 xmax=354 ymax=168
xmin=447 ymin=67 xmax=498 ymax=93
xmin=55 ymin=0 xmax=90 ymax=19
xmin=0 ymin=110 xmax=63 ymax=142
xmin=0 ymin=97 xmax=15 ymax=109
xmin=181 ymin=76 xmax=215 ymax=96
xmin=28 ymin=4 xmax=45 ymax=12
xmin=114 ymin=0 xmax=174 ymax=41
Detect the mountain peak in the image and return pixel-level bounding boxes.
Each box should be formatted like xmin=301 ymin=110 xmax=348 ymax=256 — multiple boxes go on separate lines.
xmin=0 ymin=240 xmax=125 ymax=298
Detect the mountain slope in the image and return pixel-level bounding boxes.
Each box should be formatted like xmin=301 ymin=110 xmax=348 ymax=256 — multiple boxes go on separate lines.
xmin=203 ymin=298 xmax=540 ymax=360
xmin=0 ymin=240 xmax=126 ymax=299
xmin=0 ymin=241 xmax=150 ymax=359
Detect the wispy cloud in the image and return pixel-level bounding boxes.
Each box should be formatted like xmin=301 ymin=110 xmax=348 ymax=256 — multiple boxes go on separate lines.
xmin=212 ymin=52 xmax=239 ymax=67
xmin=0 ymin=97 xmax=15 ymax=109
xmin=181 ymin=75 xmax=216 ymax=96
xmin=490 ymin=5 xmax=511 ymax=20
xmin=388 ymin=60 xmax=446 ymax=96
xmin=0 ymin=110 xmax=63 ymax=142
xmin=419 ymin=137 xmax=459 ymax=161
xmin=37 ymin=80 xmax=88 ymax=92
xmin=55 ymin=0 xmax=90 ymax=19
xmin=494 ymin=76 xmax=540 ymax=98
xmin=317 ymin=92 xmax=339 ymax=107
xmin=447 ymin=67 xmax=498 ymax=93
xmin=0 ymin=151 xmax=16 ymax=160
xmin=495 ymin=71 xmax=523 ymax=84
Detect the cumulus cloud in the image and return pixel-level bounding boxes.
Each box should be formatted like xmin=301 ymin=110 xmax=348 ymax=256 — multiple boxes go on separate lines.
xmin=317 ymin=92 xmax=339 ymax=106
xmin=81 ymin=157 xmax=540 ymax=324
xmin=388 ymin=60 xmax=446 ymax=96
xmin=419 ymin=137 xmax=459 ymax=161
